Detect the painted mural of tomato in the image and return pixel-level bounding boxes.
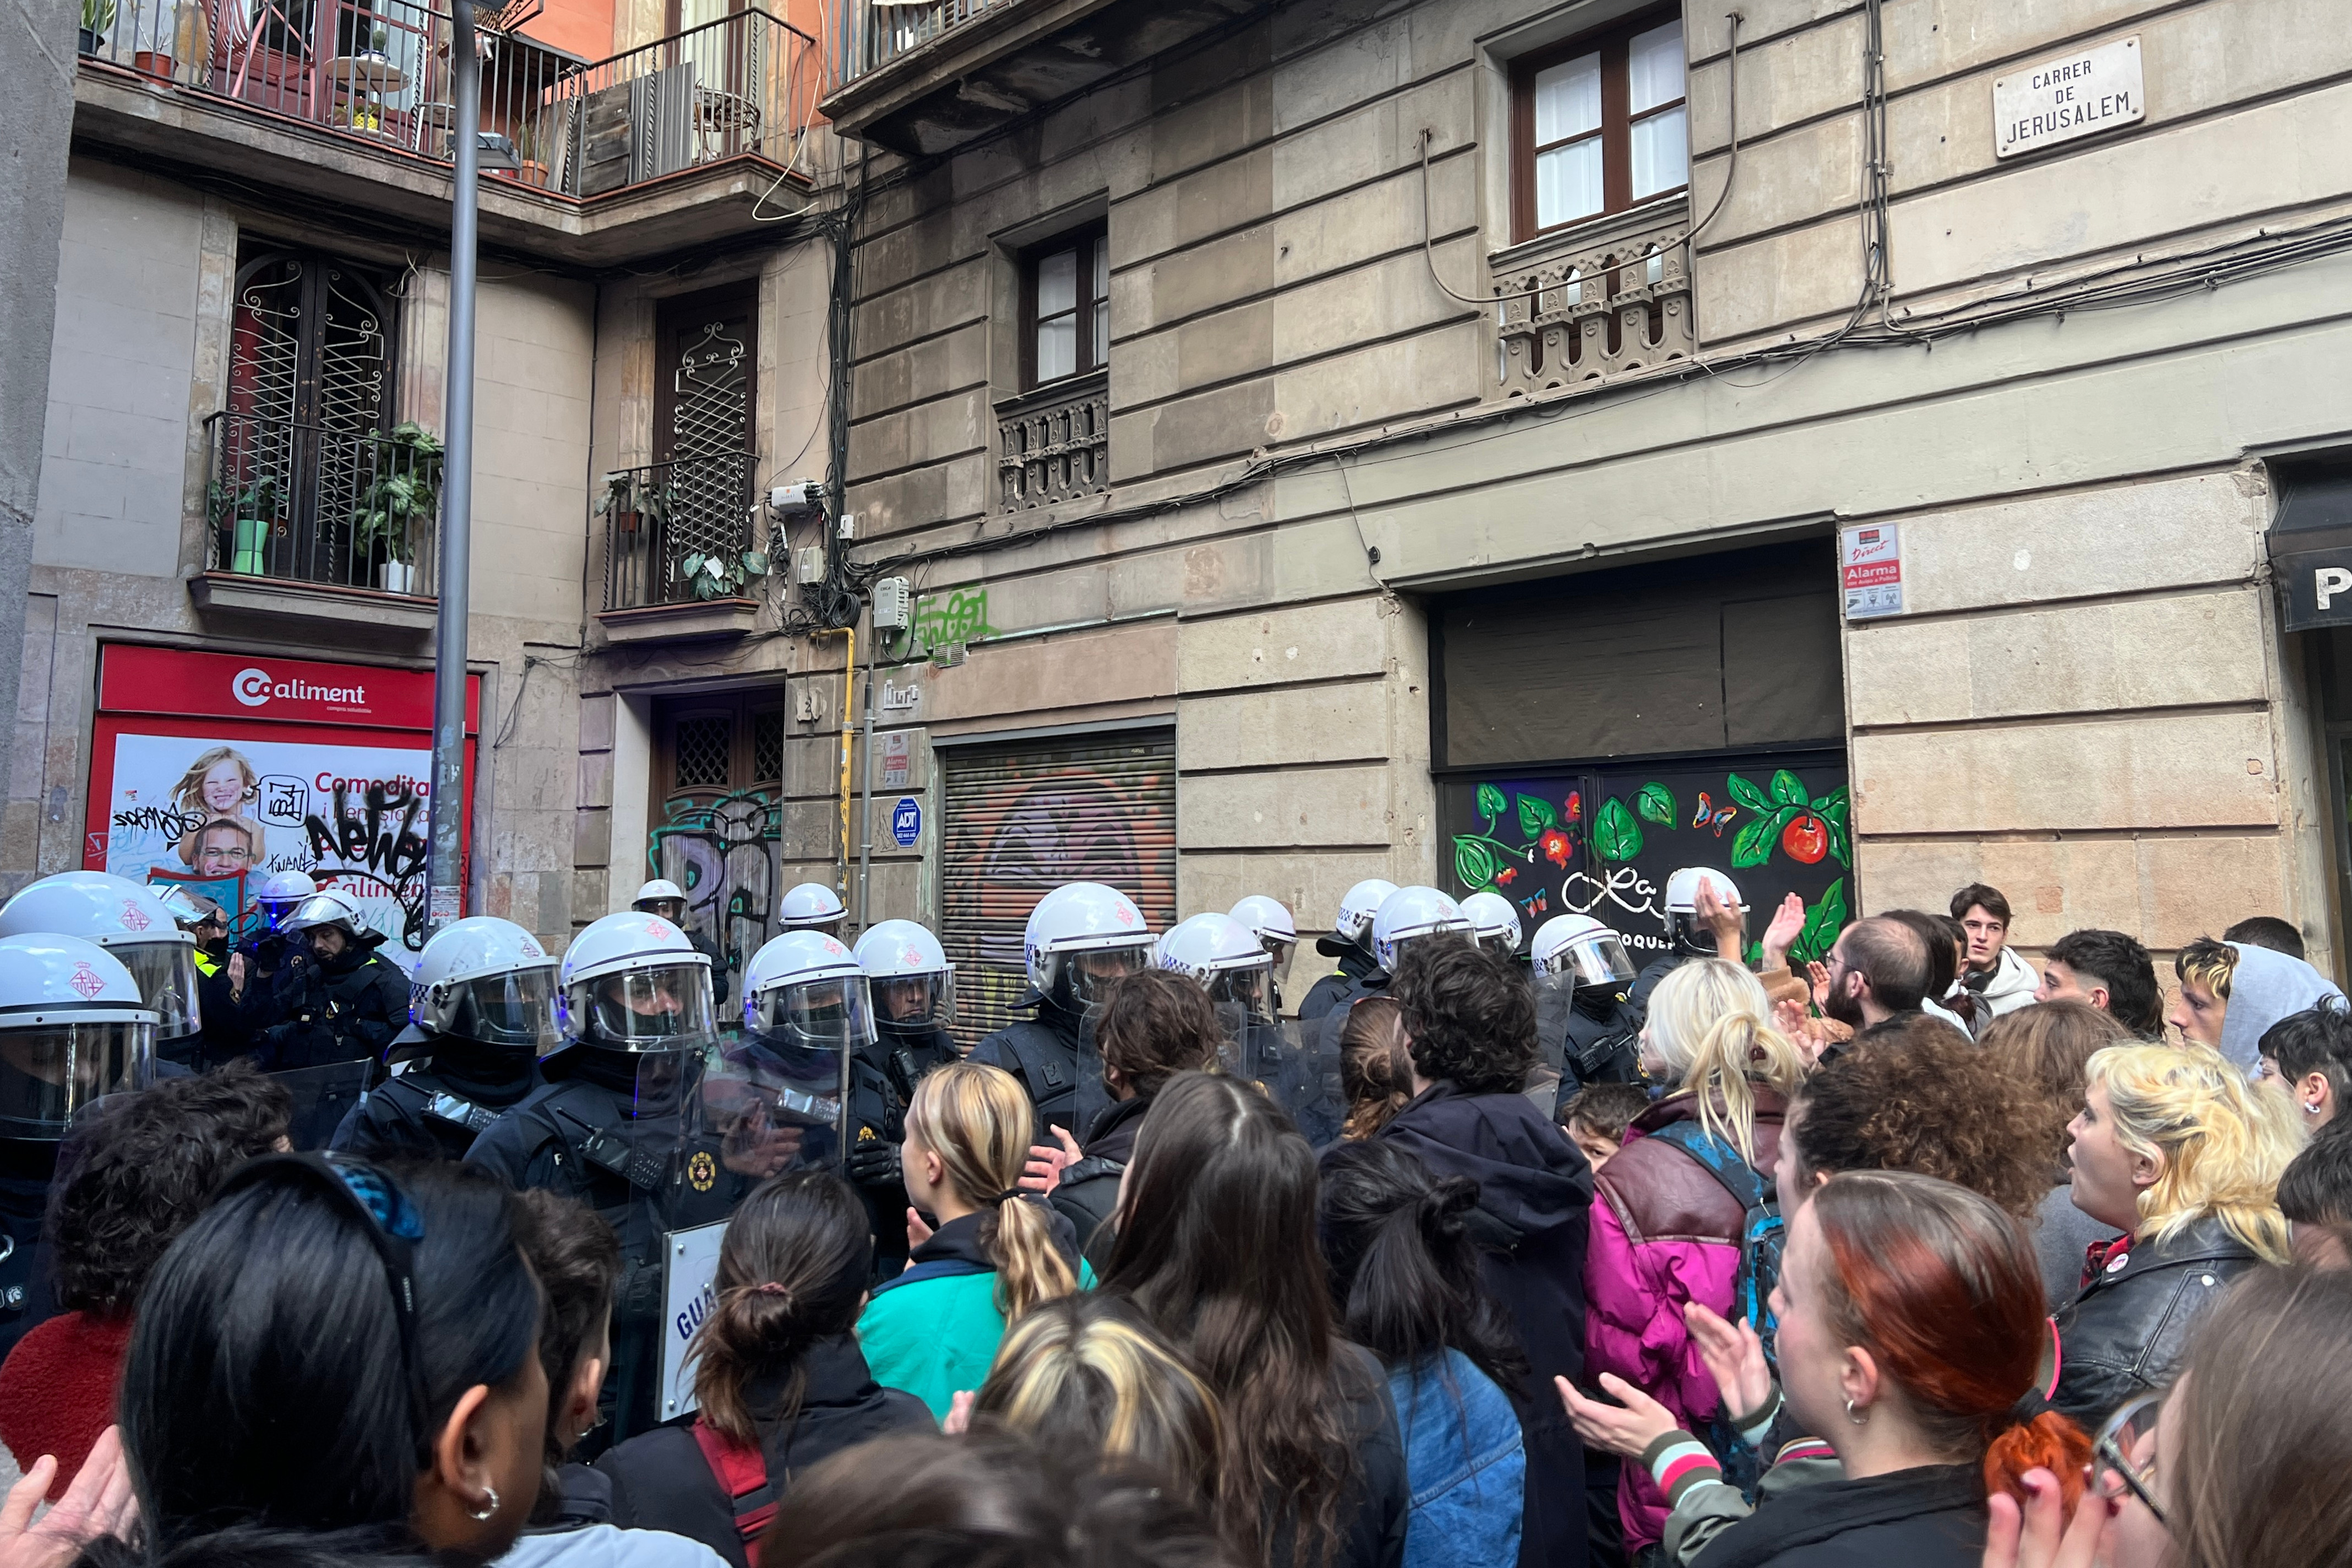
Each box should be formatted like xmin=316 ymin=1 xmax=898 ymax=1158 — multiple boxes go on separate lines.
xmin=1782 ymin=814 xmax=1830 ymax=864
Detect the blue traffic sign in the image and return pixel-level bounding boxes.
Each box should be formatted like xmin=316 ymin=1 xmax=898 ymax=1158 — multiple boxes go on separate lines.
xmin=891 ymin=796 xmax=922 ymax=847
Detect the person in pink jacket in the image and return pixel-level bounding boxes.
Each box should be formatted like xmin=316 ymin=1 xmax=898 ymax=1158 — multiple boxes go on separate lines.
xmin=1582 ymin=959 xmax=1806 ymax=1556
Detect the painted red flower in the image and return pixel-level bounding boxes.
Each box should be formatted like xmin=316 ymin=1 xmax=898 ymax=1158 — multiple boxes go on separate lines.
xmin=1565 ymin=792 xmax=1582 ymax=821
xmin=1540 ymin=828 xmax=1572 ymax=868
xmin=1495 ymin=867 xmax=1517 ymax=885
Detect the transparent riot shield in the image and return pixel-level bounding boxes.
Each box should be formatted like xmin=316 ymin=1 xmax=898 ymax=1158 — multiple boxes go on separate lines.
xmin=1250 ymin=1016 xmax=1345 ymax=1149
xmin=272 ymin=1059 xmax=377 ymax=1151
xmin=1073 ymin=1019 xmax=1112 ymax=1145
xmin=1532 ymin=974 xmax=1574 ymax=1077
xmin=701 ymin=1030 xmax=852 ymax=1182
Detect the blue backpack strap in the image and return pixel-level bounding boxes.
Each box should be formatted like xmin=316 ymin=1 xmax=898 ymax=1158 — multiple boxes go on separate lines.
xmin=1643 ymin=1119 xmax=1767 ymax=1212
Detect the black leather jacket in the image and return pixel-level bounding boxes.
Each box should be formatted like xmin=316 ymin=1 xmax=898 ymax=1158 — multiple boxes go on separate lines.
xmin=2043 ymin=1214 xmax=2263 ymax=1430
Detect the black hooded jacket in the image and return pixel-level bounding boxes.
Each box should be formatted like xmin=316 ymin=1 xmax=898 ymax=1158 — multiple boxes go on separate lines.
xmin=970 ymin=995 xmax=1098 ymax=1138
xmin=1376 ymin=1081 xmax=1594 ymax=1568
xmin=1691 ymin=1462 xmax=1985 ymax=1568
xmin=258 ymin=941 xmax=411 ymax=1069
xmin=1049 ymin=1092 xmax=1151 ymax=1272
xmin=1300 ymin=943 xmax=1384 ymax=1024
xmin=328 ymin=1027 xmax=545 ymax=1161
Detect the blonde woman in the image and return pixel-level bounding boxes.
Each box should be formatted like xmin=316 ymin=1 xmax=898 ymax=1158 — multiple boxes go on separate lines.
xmin=2043 ymin=1041 xmax=2303 ymax=1429
xmin=169 ymin=745 xmax=267 ymax=868
xmin=1581 ymin=957 xmax=1807 ymax=1555
xmin=855 ymin=1060 xmax=1086 ymax=1418
xmin=970 ymin=1293 xmax=1222 ymax=1517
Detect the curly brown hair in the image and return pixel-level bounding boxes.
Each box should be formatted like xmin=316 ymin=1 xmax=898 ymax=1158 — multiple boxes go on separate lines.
xmin=1389 ymin=937 xmax=1536 ymax=1097
xmin=1790 ymin=1014 xmax=2054 ymax=1218
xmin=1979 ymin=1000 xmax=2133 ymax=1163
xmin=1097 ymin=969 xmax=1224 ymax=1099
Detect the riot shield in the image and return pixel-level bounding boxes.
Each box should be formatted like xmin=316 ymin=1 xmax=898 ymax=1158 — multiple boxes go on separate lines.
xmin=701 ymin=1032 xmax=852 ymax=1180
xmin=1248 ymin=1017 xmax=1346 ymax=1149
xmin=273 ymin=1058 xmax=377 ymax=1151
xmin=1072 ymin=1019 xmax=1112 ymax=1145
xmin=1532 ymin=976 xmax=1573 ymax=1076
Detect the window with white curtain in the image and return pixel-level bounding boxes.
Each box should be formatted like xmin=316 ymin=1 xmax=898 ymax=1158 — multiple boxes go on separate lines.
xmin=1512 ymin=10 xmax=1688 ymax=241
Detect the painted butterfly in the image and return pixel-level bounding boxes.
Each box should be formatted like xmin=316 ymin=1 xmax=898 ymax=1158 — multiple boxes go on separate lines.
xmin=1691 ymin=792 xmax=1737 ymax=837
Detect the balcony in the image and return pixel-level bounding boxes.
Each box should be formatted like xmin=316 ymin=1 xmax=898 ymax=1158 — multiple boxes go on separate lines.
xmin=192 ymin=410 xmax=442 ymax=639
xmin=596 ymin=453 xmax=767 ymax=642
xmin=823 ymin=0 xmax=1259 ymax=156
xmin=997 ymin=372 xmax=1107 ymax=513
xmin=1490 ymin=205 xmax=1696 ymax=399
xmin=73 ymin=3 xmax=818 ymax=265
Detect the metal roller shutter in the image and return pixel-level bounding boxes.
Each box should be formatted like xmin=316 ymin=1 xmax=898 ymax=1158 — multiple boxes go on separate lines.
xmin=939 ymin=731 xmax=1177 ymax=1049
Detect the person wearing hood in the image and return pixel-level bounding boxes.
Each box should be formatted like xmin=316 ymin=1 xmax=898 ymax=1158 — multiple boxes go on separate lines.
xmin=2170 ymin=935 xmax=2347 ymax=1072
xmin=1949 ymin=884 xmax=2037 ymax=1022
xmin=1375 ymin=935 xmax=1595 ymax=1568
xmin=255 ymin=888 xmax=412 ymax=1072
xmin=330 ymin=916 xmax=556 ymax=1162
xmin=1299 ymin=878 xmax=1397 ymax=1024
xmin=968 ymin=883 xmax=1154 ymax=1142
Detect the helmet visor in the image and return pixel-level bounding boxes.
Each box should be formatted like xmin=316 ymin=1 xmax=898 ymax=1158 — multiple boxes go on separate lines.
xmin=0 ymin=1021 xmax=154 ymax=1137
xmin=873 ymin=970 xmax=955 ymax=1030
xmin=113 ymin=940 xmax=201 ymax=1040
xmin=1206 ymin=965 xmax=1276 ymax=1030
xmin=443 ymin=969 xmax=562 ymax=1053
xmin=747 ymin=974 xmax=878 ymax=1055
xmin=1261 ymin=937 xmax=1297 ymax=973
xmin=1049 ymin=945 xmax=1151 ymax=1012
xmin=258 ymin=896 xmax=306 ymax=933
xmin=564 ymin=962 xmax=717 ymax=1052
xmin=1474 ymin=927 xmax=1518 ymax=956
xmin=1385 ymin=928 xmax=1469 ymax=975
xmin=1551 ymin=933 xmax=1636 ymax=991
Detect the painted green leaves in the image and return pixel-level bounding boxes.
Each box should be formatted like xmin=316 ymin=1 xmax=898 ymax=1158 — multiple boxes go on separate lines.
xmin=1476 ymin=782 xmax=1506 ymax=826
xmin=1636 ymin=782 xmax=1678 ymax=826
xmin=1455 ymin=836 xmax=1499 ymax=892
xmin=1725 ymin=772 xmax=1850 ymax=870
xmin=1517 ymin=793 xmax=1560 ymax=841
xmin=1790 ymin=878 xmax=1849 ymax=966
xmin=1594 ymin=796 xmax=1643 ymax=862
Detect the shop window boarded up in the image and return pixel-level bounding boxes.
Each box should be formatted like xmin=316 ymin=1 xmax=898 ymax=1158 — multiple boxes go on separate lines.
xmin=1436 ymin=539 xmax=1842 ymax=769
xmin=939 ymin=733 xmax=1178 ymax=1049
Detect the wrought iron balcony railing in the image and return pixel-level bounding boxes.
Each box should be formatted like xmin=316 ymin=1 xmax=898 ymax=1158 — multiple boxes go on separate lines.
xmin=997 ymin=372 xmax=1109 ymax=513
xmin=1491 ymin=210 xmax=1696 ymax=398
xmin=851 ymin=0 xmax=1006 ymax=79
xmin=203 ymin=410 xmax=440 ymax=594
xmin=601 ymin=452 xmax=760 ymax=611
xmin=76 ymin=0 xmax=813 ymax=198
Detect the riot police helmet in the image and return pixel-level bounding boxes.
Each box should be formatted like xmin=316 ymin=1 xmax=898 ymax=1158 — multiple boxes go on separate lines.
xmin=281 ymin=886 xmax=375 ymax=943
xmin=630 ymin=878 xmax=690 ymax=925
xmin=1458 ymin=890 xmax=1525 ymax=956
xmin=1023 ymin=882 xmax=1155 ymax=1016
xmin=1321 ymin=878 xmax=1399 ymax=957
xmin=0 ymin=934 xmax=156 ymax=1139
xmin=0 ymin=871 xmax=201 ymax=1047
xmin=1664 ymin=867 xmax=1744 ymax=956
xmin=1370 ymin=886 xmax=1473 ymax=976
xmin=1531 ymin=913 xmax=1637 ymax=996
xmin=558 ymin=912 xmax=717 ymax=1053
xmin=1157 ymin=913 xmax=1277 ymax=1039
xmin=411 ymin=916 xmax=560 ymax=1054
xmin=853 ymin=919 xmax=955 ymax=1034
xmin=1229 ymin=894 xmax=1299 ymax=973
xmin=253 ymin=869 xmax=318 ymax=934
xmin=778 ymin=883 xmax=847 ymax=937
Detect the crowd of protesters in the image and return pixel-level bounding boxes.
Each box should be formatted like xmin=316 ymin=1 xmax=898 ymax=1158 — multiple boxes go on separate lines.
xmin=1 ymin=872 xmax=2350 ymax=1568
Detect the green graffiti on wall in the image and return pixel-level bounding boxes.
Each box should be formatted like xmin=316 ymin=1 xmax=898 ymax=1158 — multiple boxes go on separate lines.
xmin=905 ymin=589 xmax=1000 ymax=657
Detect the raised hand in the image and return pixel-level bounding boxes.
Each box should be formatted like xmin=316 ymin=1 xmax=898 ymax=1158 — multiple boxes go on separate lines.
xmin=1685 ymin=1302 xmax=1773 ymax=1420
xmin=1759 ymin=894 xmax=1806 ymax=971
xmin=1556 ymin=1372 xmax=1679 ymax=1458
xmin=0 ymin=1427 xmax=139 ymax=1568
xmin=1019 ymin=1126 xmax=1084 ymax=1194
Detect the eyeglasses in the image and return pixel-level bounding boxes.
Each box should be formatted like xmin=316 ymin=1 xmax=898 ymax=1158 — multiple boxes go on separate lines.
xmin=2093 ymin=1390 xmax=2167 ymax=1527
xmin=228 ymin=1153 xmax=432 ymax=1459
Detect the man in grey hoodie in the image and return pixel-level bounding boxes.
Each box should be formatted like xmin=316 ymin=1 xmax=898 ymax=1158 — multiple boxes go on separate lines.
xmin=2170 ymin=936 xmax=2346 ymax=1072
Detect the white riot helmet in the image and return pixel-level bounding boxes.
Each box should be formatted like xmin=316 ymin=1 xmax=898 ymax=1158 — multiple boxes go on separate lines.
xmin=1370 ymin=886 xmax=1472 ymax=974
xmin=0 ymin=872 xmax=200 ymax=1044
xmin=411 ymin=916 xmax=560 ymax=1053
xmin=853 ymin=919 xmax=955 ymax=1033
xmin=1330 ymin=879 xmax=1400 ymax=951
xmin=1664 ymin=867 xmax=1744 ymax=956
xmin=1531 ymin=914 xmax=1637 ymax=994
xmin=0 ymin=934 xmax=156 ymax=1139
xmin=1228 ymin=895 xmax=1298 ymax=972
xmin=1024 ymin=882 xmax=1154 ymax=1015
xmin=1157 ymin=913 xmax=1276 ymax=1035
xmin=630 ymin=879 xmax=689 ymax=922
xmin=778 ymin=883 xmax=847 ymax=934
xmin=743 ymin=930 xmax=876 ymax=1056
xmin=254 ymin=869 xmax=318 ymax=933
xmin=558 ymin=911 xmax=716 ymax=1053
xmin=1458 ymin=891 xmax=1525 ymax=956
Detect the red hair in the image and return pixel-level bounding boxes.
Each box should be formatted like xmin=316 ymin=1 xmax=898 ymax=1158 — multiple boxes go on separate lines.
xmin=1811 ymin=1172 xmax=2091 ymax=1505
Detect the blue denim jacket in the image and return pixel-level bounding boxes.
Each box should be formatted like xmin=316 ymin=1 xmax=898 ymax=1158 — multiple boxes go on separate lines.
xmin=1386 ymin=1350 xmax=1525 ymax=1568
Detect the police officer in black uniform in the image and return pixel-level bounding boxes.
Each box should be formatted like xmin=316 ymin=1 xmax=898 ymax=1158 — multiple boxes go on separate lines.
xmin=331 ymin=915 xmax=554 ymax=1162
xmin=467 ymin=911 xmax=820 ymax=1447
xmin=1298 ymin=878 xmax=1398 ymax=1025
xmin=1528 ymin=914 xmax=1644 ymax=1106
xmin=230 ymin=869 xmax=318 ymax=1041
xmin=968 ymin=881 xmax=1154 ymax=1144
xmin=843 ymin=919 xmax=959 ymax=1280
xmin=257 ymin=888 xmax=411 ymax=1147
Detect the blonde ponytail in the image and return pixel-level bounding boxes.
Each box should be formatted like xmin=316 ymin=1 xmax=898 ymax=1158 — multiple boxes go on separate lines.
xmin=905 ymin=1061 xmax=1079 ymax=1317
xmin=1646 ymin=959 xmax=1807 ymax=1164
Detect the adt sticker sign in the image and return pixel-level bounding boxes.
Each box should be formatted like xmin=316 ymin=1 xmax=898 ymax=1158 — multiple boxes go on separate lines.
xmin=658 ymin=1219 xmax=729 ymax=1420
xmin=891 ymin=796 xmax=923 ymax=848
xmin=1841 ymin=524 xmax=1905 ymax=620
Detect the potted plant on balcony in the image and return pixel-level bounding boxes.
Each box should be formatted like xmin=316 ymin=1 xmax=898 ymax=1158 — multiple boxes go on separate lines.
xmin=210 ymin=475 xmax=282 ymax=575
xmin=350 ymin=422 xmax=443 ymax=594
xmin=78 ymin=0 xmax=113 ymax=54
xmin=597 ymin=472 xmax=672 ymax=536
xmin=677 ymin=545 xmax=770 ymax=602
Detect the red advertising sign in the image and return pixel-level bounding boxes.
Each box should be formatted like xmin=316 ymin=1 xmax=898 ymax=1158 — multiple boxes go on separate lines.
xmin=84 ymin=645 xmax=480 ymax=967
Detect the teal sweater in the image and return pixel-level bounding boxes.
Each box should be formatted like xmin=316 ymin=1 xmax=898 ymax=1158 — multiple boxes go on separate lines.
xmin=855 ymin=1211 xmax=1094 ymax=1419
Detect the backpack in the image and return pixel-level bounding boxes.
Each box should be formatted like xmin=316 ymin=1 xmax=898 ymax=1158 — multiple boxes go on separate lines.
xmin=1640 ymin=1119 xmax=1787 ymax=1494
xmin=692 ymin=1419 xmax=776 ymax=1566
